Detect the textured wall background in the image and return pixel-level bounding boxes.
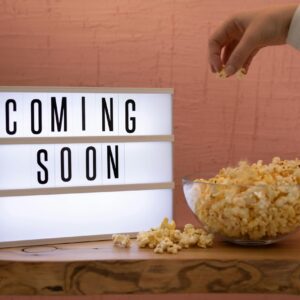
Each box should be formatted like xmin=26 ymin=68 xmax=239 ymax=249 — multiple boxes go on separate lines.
xmin=1 ymin=0 xmax=300 ymax=299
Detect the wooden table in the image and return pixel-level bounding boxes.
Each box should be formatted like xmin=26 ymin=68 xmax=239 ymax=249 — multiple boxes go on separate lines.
xmin=1 ymin=233 xmax=300 ymax=296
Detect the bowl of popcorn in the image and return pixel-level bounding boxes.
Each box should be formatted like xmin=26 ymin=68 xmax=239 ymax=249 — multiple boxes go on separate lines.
xmin=183 ymin=157 xmax=300 ymax=246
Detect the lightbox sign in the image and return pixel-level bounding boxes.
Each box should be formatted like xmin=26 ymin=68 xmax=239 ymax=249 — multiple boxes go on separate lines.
xmin=0 ymin=87 xmax=173 ymax=248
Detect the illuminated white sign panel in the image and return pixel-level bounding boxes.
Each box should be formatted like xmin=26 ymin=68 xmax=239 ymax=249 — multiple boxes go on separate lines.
xmin=0 ymin=87 xmax=173 ymax=248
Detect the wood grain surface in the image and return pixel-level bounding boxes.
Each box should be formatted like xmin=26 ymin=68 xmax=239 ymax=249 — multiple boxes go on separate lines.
xmin=1 ymin=232 xmax=300 ymax=295
xmin=1 ymin=0 xmax=300 ymax=299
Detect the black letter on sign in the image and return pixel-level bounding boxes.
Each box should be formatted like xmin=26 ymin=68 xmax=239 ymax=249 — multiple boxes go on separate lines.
xmin=37 ymin=149 xmax=48 ymax=184
xmin=107 ymin=145 xmax=119 ymax=179
xmin=125 ymin=99 xmax=136 ymax=133
xmin=5 ymin=99 xmax=17 ymax=135
xmin=61 ymin=147 xmax=72 ymax=182
xmin=51 ymin=97 xmax=67 ymax=132
xmin=102 ymin=97 xmax=113 ymax=131
xmin=82 ymin=96 xmax=86 ymax=131
xmin=86 ymin=146 xmax=96 ymax=181
xmin=31 ymin=99 xmax=42 ymax=134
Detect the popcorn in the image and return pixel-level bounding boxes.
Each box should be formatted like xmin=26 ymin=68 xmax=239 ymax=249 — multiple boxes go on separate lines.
xmin=137 ymin=218 xmax=213 ymax=254
xmin=169 ymin=229 xmax=182 ymax=243
xmin=179 ymin=224 xmax=199 ymax=248
xmin=217 ymin=68 xmax=227 ymax=79
xmin=194 ymin=157 xmax=300 ymax=240
xmin=112 ymin=234 xmax=131 ymax=248
xmin=236 ymin=68 xmax=246 ymax=79
xmin=197 ymin=233 xmax=214 ymax=248
xmin=167 ymin=243 xmax=182 ymax=254
xmin=154 ymin=237 xmax=174 ymax=254
xmin=179 ymin=224 xmax=214 ymax=248
xmin=217 ymin=66 xmax=246 ymax=79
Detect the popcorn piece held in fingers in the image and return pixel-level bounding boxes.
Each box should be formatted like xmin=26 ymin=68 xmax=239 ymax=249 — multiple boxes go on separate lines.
xmin=217 ymin=68 xmax=227 ymax=79
xmin=236 ymin=68 xmax=246 ymax=79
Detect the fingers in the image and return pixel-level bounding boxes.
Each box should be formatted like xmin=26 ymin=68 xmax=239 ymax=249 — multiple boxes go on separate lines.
xmin=217 ymin=47 xmax=259 ymax=78
xmin=221 ymin=40 xmax=239 ymax=66
xmin=242 ymin=48 xmax=259 ymax=73
xmin=223 ymin=29 xmax=258 ymax=77
xmin=208 ymin=38 xmax=223 ymax=73
xmin=209 ymin=15 xmax=260 ymax=77
xmin=208 ymin=17 xmax=242 ymax=73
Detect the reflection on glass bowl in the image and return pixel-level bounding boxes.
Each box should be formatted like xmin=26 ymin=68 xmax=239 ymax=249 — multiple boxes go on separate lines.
xmin=182 ymin=175 xmax=300 ymax=246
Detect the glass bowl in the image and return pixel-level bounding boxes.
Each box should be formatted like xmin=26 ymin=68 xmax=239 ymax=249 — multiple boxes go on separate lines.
xmin=182 ymin=175 xmax=300 ymax=246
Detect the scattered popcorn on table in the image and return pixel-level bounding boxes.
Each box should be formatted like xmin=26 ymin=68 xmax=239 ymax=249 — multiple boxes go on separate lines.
xmin=137 ymin=217 xmax=213 ymax=254
xmin=193 ymin=157 xmax=300 ymax=240
xmin=180 ymin=224 xmax=214 ymax=248
xmin=112 ymin=234 xmax=131 ymax=248
xmin=167 ymin=243 xmax=182 ymax=254
xmin=197 ymin=232 xmax=214 ymax=248
xmin=154 ymin=237 xmax=174 ymax=254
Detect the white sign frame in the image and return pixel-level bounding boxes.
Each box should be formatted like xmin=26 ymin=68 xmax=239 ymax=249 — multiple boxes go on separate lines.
xmin=0 ymin=86 xmax=174 ymax=248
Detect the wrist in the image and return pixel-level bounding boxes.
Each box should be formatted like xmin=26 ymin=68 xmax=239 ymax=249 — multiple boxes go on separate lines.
xmin=286 ymin=5 xmax=300 ymax=49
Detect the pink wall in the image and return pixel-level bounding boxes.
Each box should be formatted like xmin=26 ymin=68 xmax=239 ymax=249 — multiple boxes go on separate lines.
xmin=1 ymin=0 xmax=300 ymax=299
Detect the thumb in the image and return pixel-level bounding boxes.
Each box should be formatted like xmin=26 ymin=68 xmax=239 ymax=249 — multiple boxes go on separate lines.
xmin=224 ymin=32 xmax=257 ymax=77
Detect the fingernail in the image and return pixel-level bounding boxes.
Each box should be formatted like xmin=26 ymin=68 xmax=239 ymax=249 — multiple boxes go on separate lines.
xmin=224 ymin=65 xmax=236 ymax=77
xmin=212 ymin=64 xmax=221 ymax=73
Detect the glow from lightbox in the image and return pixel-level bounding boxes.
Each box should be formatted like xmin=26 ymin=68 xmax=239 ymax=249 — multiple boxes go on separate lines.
xmin=0 ymin=189 xmax=172 ymax=242
xmin=0 ymin=88 xmax=173 ymax=247
xmin=0 ymin=142 xmax=172 ymax=189
xmin=0 ymin=92 xmax=172 ymax=137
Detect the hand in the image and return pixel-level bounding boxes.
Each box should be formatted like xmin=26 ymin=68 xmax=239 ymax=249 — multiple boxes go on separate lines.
xmin=208 ymin=5 xmax=298 ymax=77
